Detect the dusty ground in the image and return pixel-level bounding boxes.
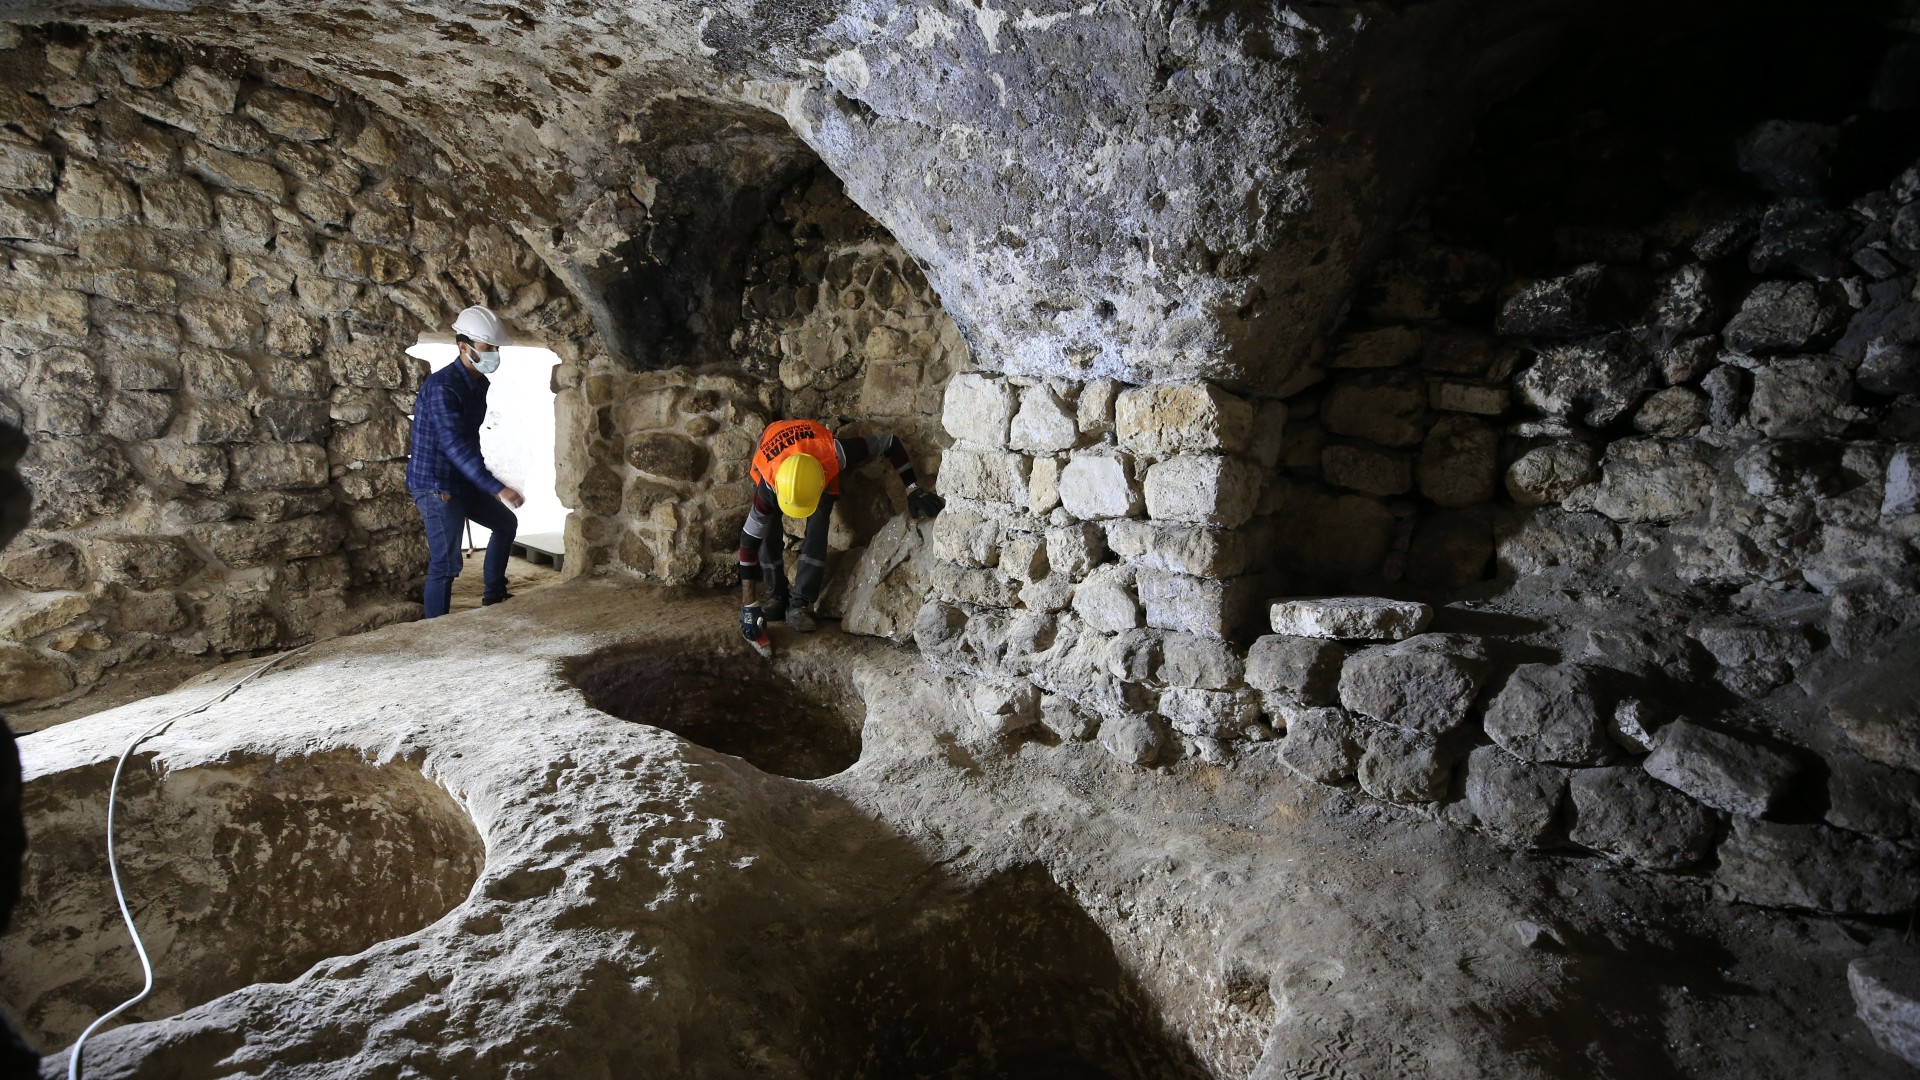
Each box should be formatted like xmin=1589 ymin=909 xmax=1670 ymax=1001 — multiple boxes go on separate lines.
xmin=4 ymin=576 xmax=1911 ymax=1078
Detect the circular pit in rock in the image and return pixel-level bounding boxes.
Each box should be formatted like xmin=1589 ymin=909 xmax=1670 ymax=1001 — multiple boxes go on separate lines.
xmin=567 ymin=643 xmax=864 ymax=780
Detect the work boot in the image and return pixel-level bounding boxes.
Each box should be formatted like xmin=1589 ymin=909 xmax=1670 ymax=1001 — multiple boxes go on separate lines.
xmin=482 ymin=591 xmax=514 ymax=606
xmin=761 ymin=596 xmax=788 ymax=622
xmin=786 ymin=603 xmax=816 ymax=633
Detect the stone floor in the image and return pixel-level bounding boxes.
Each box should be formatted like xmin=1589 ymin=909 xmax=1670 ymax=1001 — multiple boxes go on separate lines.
xmin=6 ymin=576 xmax=1914 ymax=1079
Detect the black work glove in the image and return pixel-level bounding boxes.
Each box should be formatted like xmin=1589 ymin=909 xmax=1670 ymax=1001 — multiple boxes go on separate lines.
xmin=907 ymin=486 xmax=945 ymax=520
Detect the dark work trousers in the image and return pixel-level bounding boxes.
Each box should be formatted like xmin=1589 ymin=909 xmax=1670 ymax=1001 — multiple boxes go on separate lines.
xmin=759 ymin=492 xmax=836 ymax=608
xmin=413 ymin=488 xmax=518 ymax=618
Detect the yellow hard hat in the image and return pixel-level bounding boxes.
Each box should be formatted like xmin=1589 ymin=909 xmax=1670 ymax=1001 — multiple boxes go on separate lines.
xmin=774 ymin=453 xmax=826 ymax=518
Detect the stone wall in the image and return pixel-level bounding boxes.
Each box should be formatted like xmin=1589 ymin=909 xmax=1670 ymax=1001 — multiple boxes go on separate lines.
xmin=556 ymin=167 xmax=966 ymax=589
xmin=0 ymin=27 xmax=594 ymax=707
xmin=880 ymin=44 xmax=1920 ymax=917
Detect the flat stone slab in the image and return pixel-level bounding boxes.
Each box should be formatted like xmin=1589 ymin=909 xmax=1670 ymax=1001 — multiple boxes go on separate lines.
xmin=1269 ymin=597 xmax=1433 ymax=641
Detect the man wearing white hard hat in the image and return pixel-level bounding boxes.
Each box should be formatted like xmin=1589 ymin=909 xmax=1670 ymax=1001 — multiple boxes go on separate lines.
xmin=406 ymin=306 xmax=525 ymax=618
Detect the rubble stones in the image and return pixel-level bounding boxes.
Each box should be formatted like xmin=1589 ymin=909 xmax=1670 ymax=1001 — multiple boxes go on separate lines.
xmin=1643 ymin=720 xmax=1800 ymax=817
xmin=1716 ymin=819 xmax=1920 ymax=914
xmin=1098 ymin=713 xmax=1164 ymax=766
xmin=1829 ymin=635 xmax=1920 ymax=771
xmin=1724 ymin=282 xmax=1845 ymax=354
xmin=1883 ymin=445 xmax=1920 ymax=517
xmin=1826 ymin=755 xmax=1920 ymax=841
xmin=1269 ymin=597 xmax=1431 ymax=642
xmin=1357 ymin=725 xmax=1452 ymax=803
xmin=1245 ymin=635 xmax=1346 ymax=704
xmin=1278 ymin=706 xmax=1361 ymax=783
xmin=1496 ymin=264 xmax=1647 ymax=338
xmin=1071 ymin=564 xmax=1140 ymax=633
xmin=1483 ymin=663 xmax=1616 ymax=766
xmin=1850 ymin=955 xmax=1920 ymax=1069
xmin=1858 ymin=341 xmax=1920 ymax=397
xmin=942 ymin=373 xmax=1015 ymax=446
xmin=1160 ymin=687 xmax=1261 ymax=739
xmin=1141 ymin=455 xmax=1260 ymax=527
xmin=1747 ymin=357 xmax=1852 ymax=437
xmin=1695 ymin=623 xmax=1811 ymax=697
xmin=89 ymin=535 xmax=201 ymax=588
xmin=1417 ymin=416 xmax=1497 ymax=507
xmin=1406 ymin=512 xmax=1493 ymax=588
xmin=1633 ymin=387 xmax=1707 ymax=437
xmin=1588 ymin=438 xmax=1716 ymax=523
xmin=1465 ymin=745 xmax=1568 ymax=846
xmin=1505 ymin=441 xmax=1597 ymax=507
xmin=1567 ymin=767 xmax=1718 ymax=870
xmin=1515 ymin=338 xmax=1652 ymax=428
xmin=1338 ymin=634 xmax=1487 ymax=736
xmin=1322 ymin=370 xmax=1427 ymax=448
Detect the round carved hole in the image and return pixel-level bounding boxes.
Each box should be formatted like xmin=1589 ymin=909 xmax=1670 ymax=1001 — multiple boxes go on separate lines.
xmin=567 ymin=644 xmax=863 ymax=779
xmin=0 ymin=751 xmax=484 ymax=1051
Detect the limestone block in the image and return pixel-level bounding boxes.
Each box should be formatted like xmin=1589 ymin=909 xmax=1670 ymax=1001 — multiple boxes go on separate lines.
xmin=1115 ymin=383 xmax=1253 ymax=457
xmin=1321 ymin=370 xmax=1427 ymax=448
xmin=1269 ymin=597 xmax=1431 ymax=642
xmin=1058 ymin=453 xmax=1139 ymax=520
xmin=1044 ymin=523 xmax=1105 ymax=581
xmin=215 ymin=190 xmax=277 ymax=249
xmin=1643 ymin=720 xmax=1799 ymax=818
xmin=1694 ymin=623 xmax=1810 ymax=698
xmin=1159 ymin=634 xmax=1243 ymax=690
xmin=1588 ymin=438 xmax=1715 ymax=523
xmin=972 ymin=679 xmax=1042 ymax=736
xmin=1137 ymin=567 xmax=1248 ymax=639
xmin=1039 ymin=694 xmax=1098 ymax=741
xmin=941 ymin=373 xmax=1015 ymax=446
xmin=89 ymin=535 xmax=202 ymax=589
xmin=1321 ymin=443 xmax=1411 ymax=496
xmin=930 ymin=508 xmax=1001 ymax=567
xmin=0 ymin=538 xmax=86 ymax=590
xmin=187 ymin=143 xmax=286 ymax=202
xmin=1076 ymin=380 xmax=1117 ymax=435
xmin=1716 ymin=819 xmax=1918 ymax=914
xmin=0 ymin=287 xmax=88 ymax=342
xmin=859 ymin=358 xmax=922 ymax=417
xmin=841 ymin=517 xmax=935 ymax=644
xmin=327 ymin=342 xmax=405 ymax=389
xmin=74 ymin=268 xmax=177 ymax=311
xmin=174 ymin=66 xmax=239 ymax=114
xmin=19 ymin=437 xmax=134 ymax=528
xmin=1245 ymin=635 xmax=1345 ymax=705
xmin=1465 ymin=745 xmax=1567 ymax=846
xmin=180 ymin=293 xmax=261 ymax=350
xmin=245 ymin=87 xmax=335 ymax=141
xmin=255 ymin=399 xmax=330 ymax=443
xmin=1746 ymin=356 xmax=1853 ymax=438
xmin=1660 ymin=336 xmax=1718 ymax=386
xmin=937 ymin=448 xmax=1028 ymax=506
xmin=183 ymin=402 xmax=254 ymax=444
xmin=1430 ymin=380 xmax=1509 ymax=416
xmin=1416 ymin=416 xmax=1497 ymax=507
xmin=0 ymin=644 xmax=73 ymax=704
xmin=1515 ymin=338 xmax=1652 ymax=428
xmin=1160 ymin=687 xmax=1260 ymax=739
xmin=230 ymin=443 xmax=328 ymax=489
xmin=1071 ymin=564 xmax=1139 ymax=633
xmin=200 ymin=114 xmax=271 ymax=155
xmin=1104 ymin=519 xmax=1256 ymax=578
xmin=0 ymin=141 xmax=56 ymax=193
xmin=1723 ymin=281 xmax=1845 ymax=353
xmin=1567 ymin=767 xmax=1718 ymax=870
xmin=1278 ymin=706 xmax=1361 ymax=783
xmin=153 ymin=442 xmax=229 ymax=489
xmin=1330 ymin=326 xmax=1420 ymax=369
xmin=184 ymin=348 xmax=254 ymax=399
xmin=1850 ymin=955 xmax=1920 ymax=1068
xmin=1496 ymin=264 xmax=1647 ymax=338
xmin=0 ymin=191 xmax=59 ymax=244
xmin=1357 ymin=724 xmax=1452 ymax=804
xmin=1098 ymin=713 xmax=1164 ymax=766
xmin=930 ymin=563 xmax=1019 ymax=608
xmin=1 ymin=591 xmax=93 ymax=643
xmin=997 ymin=533 xmax=1048 ymax=584
xmin=625 ymin=434 xmax=709 ymax=483
xmin=1338 ymin=635 xmax=1487 ymax=736
xmin=341 ymin=120 xmax=395 ymax=169
xmin=1142 ymin=455 xmax=1259 ymax=528
xmin=1009 ymin=385 xmax=1076 ymax=453
xmin=94 ymin=302 xmax=181 ymax=352
xmin=1101 ymin=628 xmax=1162 ymax=683
xmin=319 ymin=241 xmax=413 ymax=285
xmin=1483 ymin=663 xmax=1615 ymax=766
xmin=1885 ymin=445 xmax=1920 ymax=517
xmin=1504 ymin=441 xmax=1596 ymax=507
xmin=350 ymin=197 xmax=410 ymax=246
xmin=204 ymin=514 xmax=346 ymax=568
xmin=31 ymin=394 xmax=90 ymax=436
xmin=1632 ymin=386 xmax=1707 ymax=437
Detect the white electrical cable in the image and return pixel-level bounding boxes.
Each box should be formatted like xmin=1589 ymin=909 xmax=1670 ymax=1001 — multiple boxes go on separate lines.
xmin=67 ymin=646 xmax=310 ymax=1080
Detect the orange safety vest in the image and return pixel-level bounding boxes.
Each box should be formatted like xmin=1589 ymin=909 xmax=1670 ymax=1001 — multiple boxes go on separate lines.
xmin=749 ymin=420 xmax=844 ymax=495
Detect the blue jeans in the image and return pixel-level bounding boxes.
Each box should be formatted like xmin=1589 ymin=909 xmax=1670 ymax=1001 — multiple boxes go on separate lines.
xmin=413 ymin=489 xmax=518 ymax=618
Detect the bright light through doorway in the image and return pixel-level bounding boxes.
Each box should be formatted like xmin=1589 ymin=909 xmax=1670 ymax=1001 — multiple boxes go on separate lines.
xmin=404 ymin=341 xmax=566 ymax=550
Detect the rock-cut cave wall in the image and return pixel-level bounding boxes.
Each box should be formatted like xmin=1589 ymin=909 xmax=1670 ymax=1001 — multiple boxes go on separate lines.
xmin=0 ymin=26 xmax=597 ymax=708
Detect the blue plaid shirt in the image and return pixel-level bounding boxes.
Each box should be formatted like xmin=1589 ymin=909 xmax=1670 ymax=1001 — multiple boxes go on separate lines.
xmin=406 ymin=361 xmax=503 ymax=497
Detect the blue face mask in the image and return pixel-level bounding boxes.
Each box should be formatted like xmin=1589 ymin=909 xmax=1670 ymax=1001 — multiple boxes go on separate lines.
xmin=471 ymin=348 xmax=501 ymax=374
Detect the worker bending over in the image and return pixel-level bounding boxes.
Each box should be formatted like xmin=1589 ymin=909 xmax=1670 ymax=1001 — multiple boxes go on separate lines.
xmin=738 ymin=419 xmax=944 ymax=654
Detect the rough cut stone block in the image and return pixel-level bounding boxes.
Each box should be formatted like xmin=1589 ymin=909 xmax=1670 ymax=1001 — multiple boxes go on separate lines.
xmin=1058 ymin=453 xmax=1139 ymax=520
xmin=1071 ymin=564 xmax=1139 ymax=633
xmin=1159 ymin=687 xmax=1260 ymax=739
xmin=1321 ymin=370 xmax=1427 ymax=448
xmin=89 ymin=535 xmax=202 ymax=589
xmin=230 ymin=443 xmax=328 ymax=490
xmin=1850 ymin=955 xmax=1920 ymax=1068
xmin=1269 ymin=597 xmax=1432 ymax=642
xmin=1137 ymin=567 xmax=1247 ymax=640
xmin=1723 ymin=281 xmax=1845 ymax=354
xmin=1104 ymin=520 xmax=1255 ymax=578
xmin=1159 ymin=634 xmax=1243 ymax=690
xmin=1330 ymin=326 xmax=1419 ymax=369
xmin=1115 ymin=383 xmax=1253 ymax=457
xmin=1009 ymin=385 xmax=1076 ymax=453
xmin=1827 ymin=754 xmax=1920 ymax=841
xmin=1515 ymin=337 xmax=1651 ymax=428
xmin=1337 ymin=634 xmax=1487 ymax=735
xmin=1505 ymin=441 xmax=1596 ymax=508
xmin=941 ymin=373 xmax=1015 ymax=446
xmin=1880 ymin=444 xmax=1919 ymax=517
xmin=1567 ymin=767 xmax=1717 ymax=870
xmin=1321 ymin=443 xmax=1411 ymax=496
xmin=1357 ymin=724 xmax=1452 ymax=803
xmin=1430 ymin=380 xmax=1509 ymax=415
xmin=1099 ymin=712 xmax=1163 ymax=766
xmin=1496 ymin=263 xmax=1646 ymax=338
xmin=1417 ymin=416 xmax=1497 ymax=507
xmin=972 ymin=680 xmax=1041 ymax=736
xmin=1465 ymin=745 xmax=1567 ymax=846
xmin=1748 ymin=356 xmax=1851 ymax=438
xmin=1142 ymin=455 xmax=1259 ymax=527
xmin=1588 ymin=438 xmax=1715 ymax=524
xmin=1642 ymin=720 xmax=1799 ymax=817
xmin=1043 ymin=523 xmax=1105 ymax=581
xmin=1716 ymin=819 xmax=1919 ymax=915
xmin=188 ymin=143 xmax=287 ymax=202
xmin=1483 ymin=663 xmax=1616 ymax=766
xmin=938 ymin=448 xmax=1028 ymax=506
xmin=0 ymin=141 xmax=57 ymax=193
xmin=1278 ymin=706 xmax=1360 ymax=783
xmin=1245 ymin=635 xmax=1345 ymax=704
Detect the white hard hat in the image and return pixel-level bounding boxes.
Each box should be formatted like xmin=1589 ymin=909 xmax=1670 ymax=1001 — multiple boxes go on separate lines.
xmin=451 ymin=306 xmax=512 ymax=347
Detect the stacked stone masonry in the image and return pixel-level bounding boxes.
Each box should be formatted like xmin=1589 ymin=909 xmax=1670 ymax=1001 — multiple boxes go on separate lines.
xmin=887 ymin=103 xmax=1920 ymax=918
xmin=0 ymin=28 xmax=595 ymax=704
